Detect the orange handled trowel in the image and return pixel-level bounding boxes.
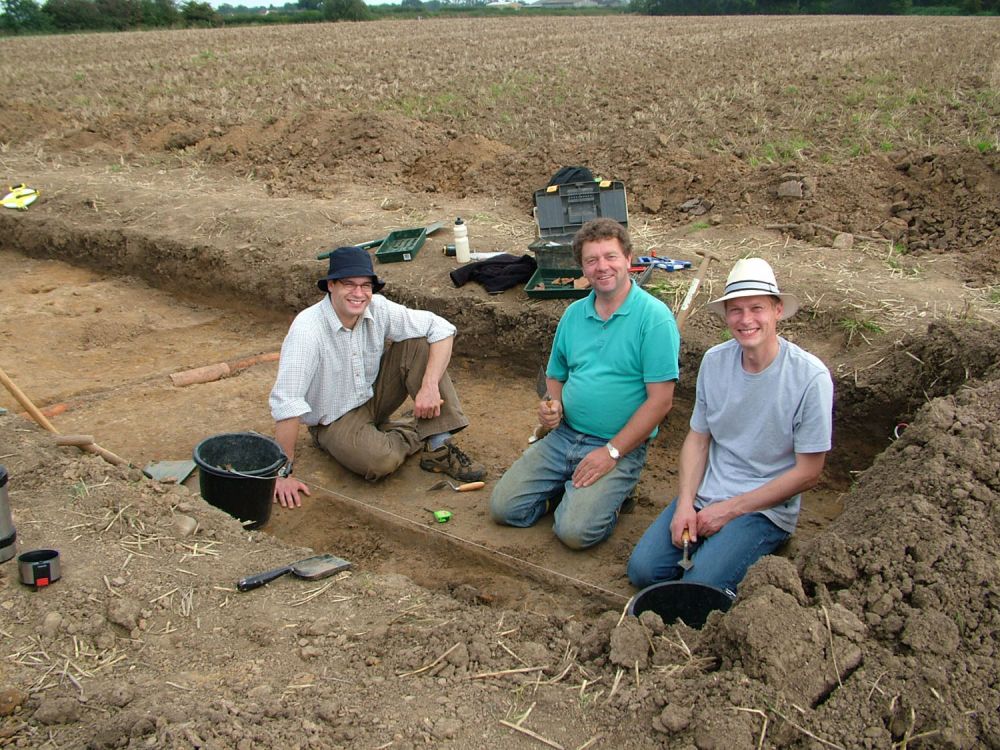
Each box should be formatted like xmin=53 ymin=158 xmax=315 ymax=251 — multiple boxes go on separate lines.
xmin=427 ymin=479 xmax=485 ymax=492
xmin=678 ymin=529 xmax=694 ymax=571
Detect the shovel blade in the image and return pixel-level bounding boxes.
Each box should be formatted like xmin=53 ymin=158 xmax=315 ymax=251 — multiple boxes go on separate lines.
xmin=290 ymin=553 xmax=352 ymax=580
xmin=237 ymin=553 xmax=351 ymax=592
xmin=678 ymin=532 xmax=694 ymax=571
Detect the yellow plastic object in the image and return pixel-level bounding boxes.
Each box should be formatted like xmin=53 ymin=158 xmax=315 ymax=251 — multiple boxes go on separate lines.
xmin=1 ymin=185 xmax=39 ymax=210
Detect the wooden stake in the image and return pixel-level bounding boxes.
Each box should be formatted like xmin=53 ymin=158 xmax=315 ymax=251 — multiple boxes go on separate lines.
xmin=169 ymin=362 xmax=231 ymax=387
xmin=169 ymin=351 xmax=280 ymax=387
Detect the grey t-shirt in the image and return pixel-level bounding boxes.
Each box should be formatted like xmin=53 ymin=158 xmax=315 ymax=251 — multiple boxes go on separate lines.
xmin=690 ymin=337 xmax=833 ymax=533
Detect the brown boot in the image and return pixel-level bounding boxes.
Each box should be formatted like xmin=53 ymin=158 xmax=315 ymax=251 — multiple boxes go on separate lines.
xmin=419 ymin=441 xmax=486 ymax=482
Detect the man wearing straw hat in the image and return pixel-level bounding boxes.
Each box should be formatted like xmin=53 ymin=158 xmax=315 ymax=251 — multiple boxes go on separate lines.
xmin=627 ymin=257 xmax=833 ymax=594
xmin=269 ymin=246 xmax=485 ymax=508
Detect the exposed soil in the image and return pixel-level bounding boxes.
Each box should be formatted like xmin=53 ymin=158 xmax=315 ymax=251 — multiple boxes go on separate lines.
xmin=1 ymin=16 xmax=999 ymax=750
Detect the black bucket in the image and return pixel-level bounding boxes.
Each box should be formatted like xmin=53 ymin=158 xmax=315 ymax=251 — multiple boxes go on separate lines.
xmin=628 ymin=581 xmax=736 ymax=629
xmin=192 ymin=432 xmax=287 ymax=530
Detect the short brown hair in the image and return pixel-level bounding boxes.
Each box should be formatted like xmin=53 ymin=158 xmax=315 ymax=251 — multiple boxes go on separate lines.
xmin=572 ymin=218 xmax=632 ymax=266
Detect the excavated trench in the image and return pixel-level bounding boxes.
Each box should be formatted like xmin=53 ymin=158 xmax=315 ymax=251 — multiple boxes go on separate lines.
xmin=4 ymin=224 xmax=992 ymax=616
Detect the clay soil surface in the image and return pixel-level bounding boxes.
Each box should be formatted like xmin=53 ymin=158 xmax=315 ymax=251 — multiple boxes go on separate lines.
xmin=1 ymin=16 xmax=999 ymax=750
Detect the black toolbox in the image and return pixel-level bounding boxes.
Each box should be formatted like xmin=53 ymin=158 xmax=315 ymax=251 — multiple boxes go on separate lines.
xmin=525 ymin=180 xmax=629 ymax=300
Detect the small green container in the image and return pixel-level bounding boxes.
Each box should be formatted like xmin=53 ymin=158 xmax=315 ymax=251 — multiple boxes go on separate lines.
xmin=374 ymin=227 xmax=427 ymax=263
xmin=525 ymin=268 xmax=587 ymax=300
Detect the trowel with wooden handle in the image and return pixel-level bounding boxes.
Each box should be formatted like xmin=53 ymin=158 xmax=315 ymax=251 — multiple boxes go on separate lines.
xmin=678 ymin=529 xmax=694 ymax=571
xmin=528 ymin=366 xmax=553 ymax=444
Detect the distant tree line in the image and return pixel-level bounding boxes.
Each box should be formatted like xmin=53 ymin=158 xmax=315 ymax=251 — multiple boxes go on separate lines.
xmin=0 ymin=0 xmax=379 ymax=33
xmin=0 ymin=0 xmax=216 ymax=31
xmin=631 ymin=0 xmax=997 ymax=12
xmin=2 ymin=0 xmax=993 ymax=34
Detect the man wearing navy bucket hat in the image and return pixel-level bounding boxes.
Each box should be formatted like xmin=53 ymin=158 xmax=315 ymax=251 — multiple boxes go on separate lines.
xmin=269 ymin=246 xmax=485 ymax=508
xmin=628 ymin=257 xmax=833 ymax=594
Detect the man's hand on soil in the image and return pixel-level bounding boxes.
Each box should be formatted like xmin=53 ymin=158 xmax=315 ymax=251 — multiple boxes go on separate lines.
xmin=571 ymin=446 xmax=615 ymax=488
xmin=274 ymin=476 xmax=310 ymax=508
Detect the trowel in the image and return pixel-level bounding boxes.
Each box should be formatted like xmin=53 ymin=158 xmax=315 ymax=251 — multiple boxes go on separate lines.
xmin=237 ymin=553 xmax=352 ymax=592
xmin=427 ymin=479 xmax=485 ymax=492
xmin=678 ymin=529 xmax=694 ymax=571
xmin=528 ymin=366 xmax=552 ymax=444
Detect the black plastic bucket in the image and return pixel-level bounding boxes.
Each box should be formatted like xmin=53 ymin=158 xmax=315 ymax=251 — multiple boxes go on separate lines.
xmin=192 ymin=432 xmax=287 ymax=530
xmin=628 ymin=581 xmax=736 ymax=629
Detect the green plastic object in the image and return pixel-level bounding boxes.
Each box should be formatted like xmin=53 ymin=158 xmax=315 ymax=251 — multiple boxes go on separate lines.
xmin=374 ymin=227 xmax=427 ymax=263
xmin=525 ymin=268 xmax=587 ymax=300
xmin=432 ymin=510 xmax=452 ymax=523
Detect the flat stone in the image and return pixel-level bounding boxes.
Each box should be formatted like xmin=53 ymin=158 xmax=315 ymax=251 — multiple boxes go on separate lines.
xmin=832 ymin=232 xmax=854 ymax=249
xmin=777 ymin=180 xmax=803 ymax=199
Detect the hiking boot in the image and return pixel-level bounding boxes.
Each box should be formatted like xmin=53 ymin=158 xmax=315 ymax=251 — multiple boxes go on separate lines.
xmin=419 ymin=441 xmax=486 ymax=482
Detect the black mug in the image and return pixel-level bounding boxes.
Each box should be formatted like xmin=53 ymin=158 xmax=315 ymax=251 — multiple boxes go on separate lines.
xmin=18 ymin=549 xmax=61 ymax=587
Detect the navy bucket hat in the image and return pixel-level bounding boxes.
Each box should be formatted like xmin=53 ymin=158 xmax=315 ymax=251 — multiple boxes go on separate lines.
xmin=317 ymin=246 xmax=386 ymax=293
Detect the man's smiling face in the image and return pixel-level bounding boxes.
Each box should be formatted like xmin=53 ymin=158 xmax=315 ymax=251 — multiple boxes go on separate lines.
xmin=580 ymin=237 xmax=631 ymax=299
xmin=724 ymin=295 xmax=783 ymax=349
xmin=327 ymin=276 xmax=374 ymax=328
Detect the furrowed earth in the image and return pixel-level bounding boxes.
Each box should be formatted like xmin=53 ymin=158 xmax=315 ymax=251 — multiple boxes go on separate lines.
xmin=1 ymin=15 xmax=999 ymax=750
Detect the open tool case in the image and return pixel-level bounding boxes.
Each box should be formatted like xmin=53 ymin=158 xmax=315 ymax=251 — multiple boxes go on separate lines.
xmin=525 ymin=180 xmax=629 ymax=300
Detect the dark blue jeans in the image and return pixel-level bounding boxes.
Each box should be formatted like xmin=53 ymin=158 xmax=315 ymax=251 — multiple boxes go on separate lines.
xmin=627 ymin=496 xmax=789 ymax=594
xmin=490 ymin=423 xmax=646 ymax=549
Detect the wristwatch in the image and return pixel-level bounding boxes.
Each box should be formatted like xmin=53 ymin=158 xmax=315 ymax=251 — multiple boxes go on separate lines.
xmin=606 ymin=442 xmax=621 ymax=461
xmin=279 ymin=461 xmax=294 ymax=479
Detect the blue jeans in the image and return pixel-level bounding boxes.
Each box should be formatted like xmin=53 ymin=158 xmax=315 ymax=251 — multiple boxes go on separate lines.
xmin=627 ymin=497 xmax=790 ymax=594
xmin=490 ymin=423 xmax=647 ymax=550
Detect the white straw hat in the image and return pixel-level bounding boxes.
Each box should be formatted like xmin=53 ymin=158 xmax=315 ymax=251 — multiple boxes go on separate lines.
xmin=706 ymin=258 xmax=800 ymax=320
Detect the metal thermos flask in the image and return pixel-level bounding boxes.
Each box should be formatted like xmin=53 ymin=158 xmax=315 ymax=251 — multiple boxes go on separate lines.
xmin=0 ymin=465 xmax=15 ymax=563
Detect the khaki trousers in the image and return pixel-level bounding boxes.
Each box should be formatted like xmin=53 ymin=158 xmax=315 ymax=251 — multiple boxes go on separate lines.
xmin=310 ymin=338 xmax=469 ymax=481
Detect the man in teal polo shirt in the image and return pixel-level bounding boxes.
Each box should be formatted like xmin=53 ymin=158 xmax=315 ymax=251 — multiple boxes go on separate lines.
xmin=490 ymin=218 xmax=680 ymax=549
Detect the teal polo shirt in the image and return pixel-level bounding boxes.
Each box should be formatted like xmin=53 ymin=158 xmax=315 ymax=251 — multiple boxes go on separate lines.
xmin=547 ymin=282 xmax=680 ymax=440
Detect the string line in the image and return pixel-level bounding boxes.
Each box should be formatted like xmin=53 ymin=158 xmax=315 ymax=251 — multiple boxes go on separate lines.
xmin=300 ymin=477 xmax=631 ymax=603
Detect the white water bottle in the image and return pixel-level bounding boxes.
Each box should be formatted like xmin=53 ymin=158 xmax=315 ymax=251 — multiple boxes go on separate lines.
xmin=453 ymin=217 xmax=471 ymax=263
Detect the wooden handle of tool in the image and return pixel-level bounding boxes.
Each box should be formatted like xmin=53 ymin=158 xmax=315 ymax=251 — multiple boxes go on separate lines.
xmin=682 ymin=528 xmax=691 ymax=544
xmin=84 ymin=443 xmax=129 ymax=467
xmin=0 ymin=366 xmax=58 ymax=433
xmin=456 ymin=481 xmax=485 ymax=492
xmin=55 ymin=434 xmax=96 ymax=446
xmin=0 ymin=366 xmax=129 ymax=467
xmin=675 ymin=279 xmax=702 ymax=332
xmin=674 ymin=250 xmax=722 ymax=333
